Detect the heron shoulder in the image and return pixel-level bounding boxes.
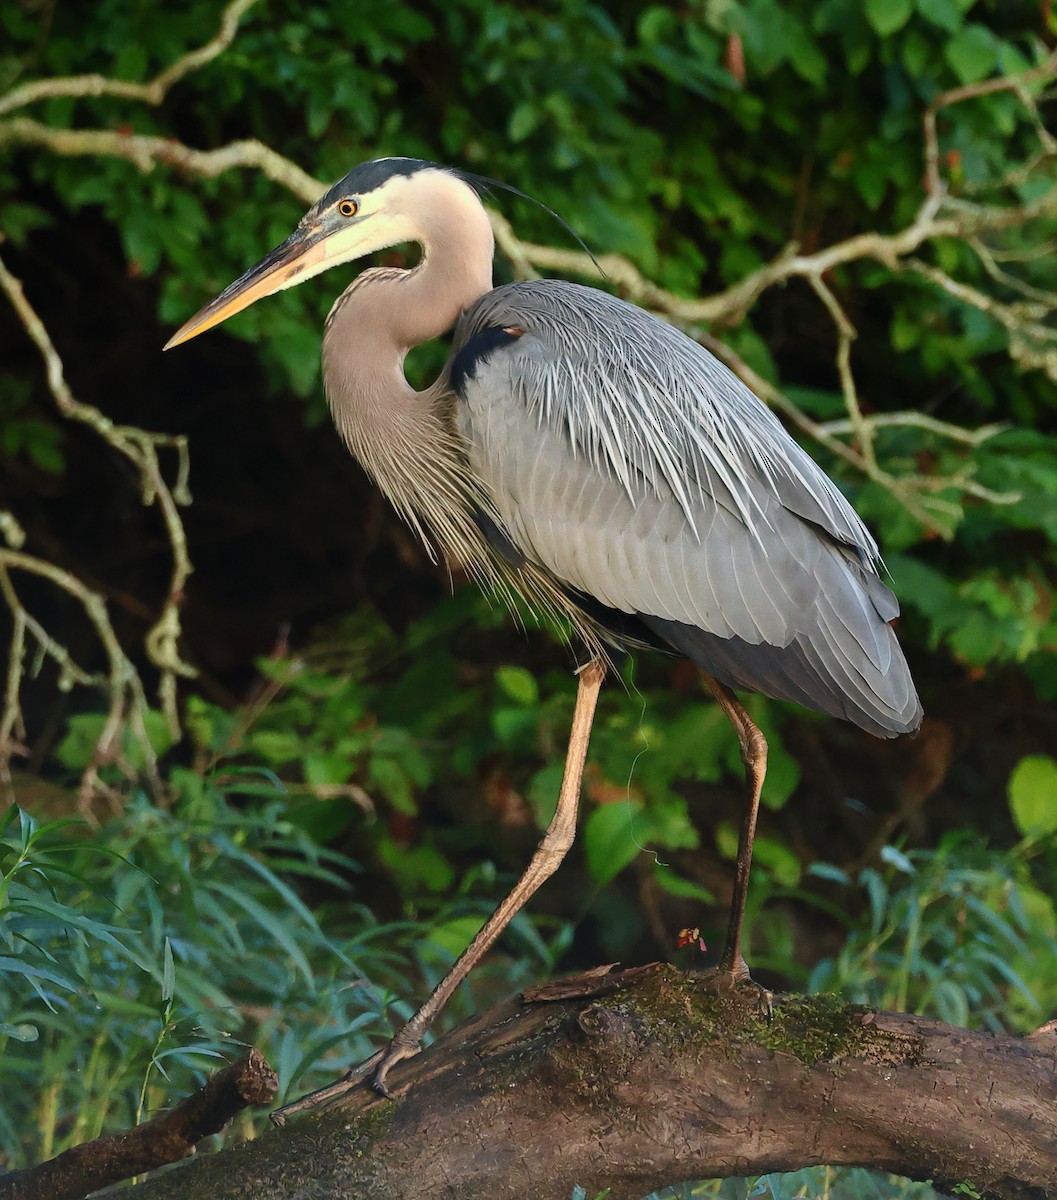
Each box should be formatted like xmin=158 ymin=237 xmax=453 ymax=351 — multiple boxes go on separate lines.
xmin=453 ymin=279 xmax=880 ymax=565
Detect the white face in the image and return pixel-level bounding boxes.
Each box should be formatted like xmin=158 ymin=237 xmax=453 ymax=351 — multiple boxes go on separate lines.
xmin=165 ymin=167 xmax=462 ymax=350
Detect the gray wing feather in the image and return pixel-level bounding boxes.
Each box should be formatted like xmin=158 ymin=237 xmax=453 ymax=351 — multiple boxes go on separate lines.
xmin=460 ymin=280 xmax=877 ymax=556
xmin=453 ymin=279 xmax=921 ymax=735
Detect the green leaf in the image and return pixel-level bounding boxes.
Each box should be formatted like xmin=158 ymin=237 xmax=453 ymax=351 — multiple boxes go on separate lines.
xmin=424 ymin=914 xmax=485 ymax=959
xmin=491 ymin=706 xmax=540 ymax=745
xmin=1008 ymin=756 xmax=1057 ymax=838
xmin=507 ymin=103 xmax=539 ymax=143
xmin=377 ymin=838 xmax=454 ymax=894
xmin=751 ymin=835 xmax=802 ymax=886
xmin=495 ymin=665 xmax=539 ymax=706
xmin=0 ymin=1022 xmax=38 ymax=1042
xmin=303 ymin=751 xmax=354 ymax=788
xmin=652 ymin=860 xmax=714 ymax=903
xmin=715 ymin=820 xmax=739 ymax=863
xmin=527 ymin=761 xmax=566 ymax=827
xmin=206 ymin=882 xmax=315 ymax=986
xmin=0 ymin=956 xmax=80 ymax=994
xmin=584 ymin=803 xmax=642 ymax=885
xmin=638 ymin=6 xmax=677 ymax=44
xmin=880 ymin=845 xmax=916 ymax=875
xmin=249 ymin=730 xmax=304 ymax=765
xmin=161 ymin=937 xmax=176 ymax=1004
xmin=762 ymin=741 xmax=800 ymax=809
xmin=639 ymin=797 xmax=699 ymax=851
xmin=944 ymin=24 xmax=996 ymax=83
xmin=368 ymin=756 xmax=417 ymax=815
xmin=915 ymin=0 xmax=963 ymax=33
xmin=865 ymin=0 xmax=913 ymax=36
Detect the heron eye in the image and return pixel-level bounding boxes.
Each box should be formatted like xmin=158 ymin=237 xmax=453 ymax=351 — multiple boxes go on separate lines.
xmin=338 ymin=199 xmax=359 ymax=217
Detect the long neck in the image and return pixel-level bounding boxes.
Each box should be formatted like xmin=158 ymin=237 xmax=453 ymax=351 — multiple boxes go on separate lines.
xmin=321 ymin=194 xmax=494 ymax=561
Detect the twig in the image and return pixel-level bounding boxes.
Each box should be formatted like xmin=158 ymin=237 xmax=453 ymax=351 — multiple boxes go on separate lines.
xmin=0 ymin=549 xmax=150 ymax=813
xmin=817 ymin=412 xmax=1008 ymax=446
xmin=904 ymin=255 xmax=1057 ymax=380
xmin=0 ymin=118 xmax=324 ymax=202
xmin=0 ymin=0 xmax=262 ymax=117
xmin=0 ymin=1050 xmax=278 ymax=1200
xmin=923 ymin=50 xmax=1057 ymax=196
xmin=0 ymin=251 xmax=195 ymax=794
xmin=806 ymin=272 xmax=878 ymax=474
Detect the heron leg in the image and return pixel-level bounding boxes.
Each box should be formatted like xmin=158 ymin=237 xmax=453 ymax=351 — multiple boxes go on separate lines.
xmin=702 ymin=674 xmax=770 ymax=1004
xmin=273 ymin=658 xmax=606 ymax=1121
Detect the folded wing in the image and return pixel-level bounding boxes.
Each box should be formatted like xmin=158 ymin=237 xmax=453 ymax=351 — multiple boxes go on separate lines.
xmin=452 ymin=279 xmax=922 ymax=738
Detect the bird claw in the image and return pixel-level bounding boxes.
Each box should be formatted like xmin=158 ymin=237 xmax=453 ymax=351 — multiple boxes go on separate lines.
xmin=271 ymin=1036 xmax=423 ymax=1123
xmin=696 ymin=960 xmax=774 ymax=1020
xmin=369 ymin=1035 xmax=421 ymax=1097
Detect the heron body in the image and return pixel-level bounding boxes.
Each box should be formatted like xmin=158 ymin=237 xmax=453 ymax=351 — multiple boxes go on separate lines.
xmin=167 ymin=157 xmax=922 ymax=1106
xmin=450 ymin=278 xmax=919 ymax=736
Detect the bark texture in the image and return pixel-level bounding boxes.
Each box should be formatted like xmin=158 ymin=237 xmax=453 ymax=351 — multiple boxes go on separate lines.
xmin=1 ymin=1050 xmax=277 ymax=1200
xmin=104 ymin=966 xmax=1057 ymax=1199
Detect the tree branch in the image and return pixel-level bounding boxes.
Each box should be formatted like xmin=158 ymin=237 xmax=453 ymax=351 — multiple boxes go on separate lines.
xmin=0 ymin=251 xmax=195 ymax=802
xmin=0 ymin=118 xmax=324 ymax=201
xmin=6 ymin=50 xmax=1054 ymax=537
xmin=0 ymin=0 xmax=263 ymax=117
xmin=0 ymin=1050 xmax=277 ymax=1200
xmin=99 ymin=966 xmax=1056 ymax=1200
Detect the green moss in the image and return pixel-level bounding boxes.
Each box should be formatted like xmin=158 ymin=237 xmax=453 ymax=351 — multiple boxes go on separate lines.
xmin=600 ymin=965 xmax=922 ymax=1069
xmin=318 ymin=1095 xmax=396 ymax=1153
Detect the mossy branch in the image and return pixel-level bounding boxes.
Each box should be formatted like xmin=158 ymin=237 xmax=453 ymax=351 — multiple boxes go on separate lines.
xmin=78 ymin=965 xmax=1057 ymax=1200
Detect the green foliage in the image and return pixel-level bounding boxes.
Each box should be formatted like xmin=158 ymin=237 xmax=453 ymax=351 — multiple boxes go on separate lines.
xmin=1008 ymin=755 xmax=1057 ymax=840
xmin=650 ymin=1168 xmax=945 ymax=1198
xmin=0 ymin=795 xmax=342 ymax=1161
xmin=650 ymin=1169 xmax=943 ymax=1198
xmin=0 ymin=782 xmax=560 ymax=1168
xmin=805 ymin=830 xmax=1057 ymax=1032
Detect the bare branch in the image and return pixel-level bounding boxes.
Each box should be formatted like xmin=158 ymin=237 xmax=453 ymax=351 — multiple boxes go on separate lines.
xmin=904 ymin=255 xmax=1057 ymax=381
xmin=0 ymin=118 xmax=324 ymax=202
xmin=0 ymin=1050 xmax=278 ymax=1200
xmin=0 ymin=548 xmax=150 ymax=812
xmin=807 ymin=272 xmax=878 ymax=474
xmin=0 ymin=0 xmax=263 ymax=117
xmin=0 ymin=250 xmax=195 ymax=792
xmin=923 ymin=50 xmax=1057 ymax=196
xmin=818 ymin=412 xmax=1010 ymax=448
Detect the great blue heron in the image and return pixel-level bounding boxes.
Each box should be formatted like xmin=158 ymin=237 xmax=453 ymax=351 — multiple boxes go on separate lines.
xmin=166 ymin=157 xmax=922 ymax=1110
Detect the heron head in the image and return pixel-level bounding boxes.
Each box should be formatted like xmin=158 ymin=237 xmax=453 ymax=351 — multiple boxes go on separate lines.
xmin=163 ymin=158 xmax=479 ymax=350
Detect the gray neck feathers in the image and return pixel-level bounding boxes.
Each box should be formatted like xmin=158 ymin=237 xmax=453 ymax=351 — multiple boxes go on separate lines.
xmin=321 ymin=181 xmax=495 ymax=569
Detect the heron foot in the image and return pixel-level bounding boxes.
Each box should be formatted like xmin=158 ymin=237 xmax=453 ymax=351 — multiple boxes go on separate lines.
xmin=368 ymin=1028 xmax=423 ymax=1098
xmin=270 ymin=1033 xmax=423 ymax=1124
xmin=696 ymin=956 xmax=773 ymax=1019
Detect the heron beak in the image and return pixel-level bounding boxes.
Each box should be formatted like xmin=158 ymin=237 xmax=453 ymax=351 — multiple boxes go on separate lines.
xmin=163 ymin=225 xmax=331 ymax=350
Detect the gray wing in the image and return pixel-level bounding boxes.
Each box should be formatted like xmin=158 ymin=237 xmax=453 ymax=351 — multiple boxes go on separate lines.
xmin=451 ymin=279 xmax=922 ymax=737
